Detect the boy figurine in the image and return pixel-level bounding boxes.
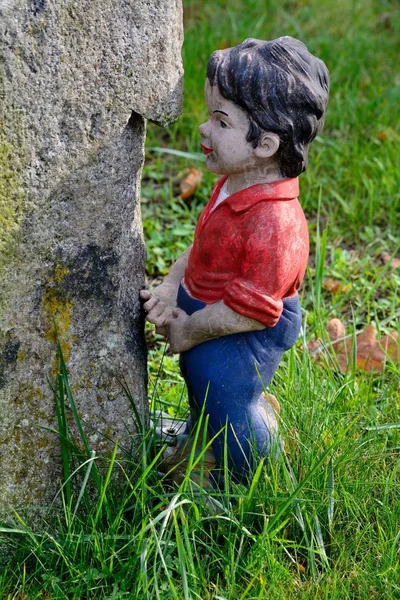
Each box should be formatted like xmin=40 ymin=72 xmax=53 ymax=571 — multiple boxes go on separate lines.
xmin=141 ymin=36 xmax=329 ymax=487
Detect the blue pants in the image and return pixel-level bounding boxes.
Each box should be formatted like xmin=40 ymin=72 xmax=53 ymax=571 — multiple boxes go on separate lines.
xmin=177 ymin=284 xmax=302 ymax=485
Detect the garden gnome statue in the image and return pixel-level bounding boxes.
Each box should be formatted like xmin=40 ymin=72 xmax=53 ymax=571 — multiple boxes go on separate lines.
xmin=141 ymin=36 xmax=330 ymax=488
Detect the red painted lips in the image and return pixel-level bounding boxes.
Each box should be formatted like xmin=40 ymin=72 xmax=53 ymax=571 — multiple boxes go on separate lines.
xmin=201 ymin=143 xmax=213 ymax=155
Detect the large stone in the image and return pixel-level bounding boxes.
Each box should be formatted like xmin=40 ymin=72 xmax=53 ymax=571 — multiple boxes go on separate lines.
xmin=0 ymin=0 xmax=183 ymax=517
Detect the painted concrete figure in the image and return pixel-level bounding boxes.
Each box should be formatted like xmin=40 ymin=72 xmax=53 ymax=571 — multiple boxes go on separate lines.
xmin=141 ymin=37 xmax=329 ymax=486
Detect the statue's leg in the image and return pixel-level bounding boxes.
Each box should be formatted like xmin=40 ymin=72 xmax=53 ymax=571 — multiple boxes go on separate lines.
xmin=177 ymin=286 xmax=302 ymax=486
xmin=180 ymin=332 xmax=283 ymax=486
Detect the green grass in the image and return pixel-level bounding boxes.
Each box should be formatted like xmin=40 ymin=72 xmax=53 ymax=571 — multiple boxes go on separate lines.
xmin=1 ymin=346 xmax=399 ymax=599
xmin=1 ymin=0 xmax=400 ymax=598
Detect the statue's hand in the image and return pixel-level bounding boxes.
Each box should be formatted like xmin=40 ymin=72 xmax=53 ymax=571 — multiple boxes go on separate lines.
xmin=166 ymin=308 xmax=197 ymax=353
xmin=140 ymin=288 xmax=176 ymax=337
xmin=140 ymin=282 xmax=177 ymax=307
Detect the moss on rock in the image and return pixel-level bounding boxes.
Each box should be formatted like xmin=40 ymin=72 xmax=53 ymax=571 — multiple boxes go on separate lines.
xmin=0 ymin=68 xmax=28 ymax=298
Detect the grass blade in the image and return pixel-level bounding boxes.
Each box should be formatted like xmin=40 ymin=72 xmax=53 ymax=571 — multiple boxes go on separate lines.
xmin=327 ymin=458 xmax=334 ymax=528
xmin=147 ymin=147 xmax=205 ymax=161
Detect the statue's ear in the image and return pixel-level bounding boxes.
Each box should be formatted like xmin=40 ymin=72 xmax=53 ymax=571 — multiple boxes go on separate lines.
xmin=254 ymin=132 xmax=280 ymax=159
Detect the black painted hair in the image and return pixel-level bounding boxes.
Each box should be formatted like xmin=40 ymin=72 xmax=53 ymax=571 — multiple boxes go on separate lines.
xmin=207 ymin=36 xmax=330 ymax=178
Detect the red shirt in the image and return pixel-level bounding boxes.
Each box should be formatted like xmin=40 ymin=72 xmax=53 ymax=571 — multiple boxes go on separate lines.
xmin=184 ymin=176 xmax=309 ymax=327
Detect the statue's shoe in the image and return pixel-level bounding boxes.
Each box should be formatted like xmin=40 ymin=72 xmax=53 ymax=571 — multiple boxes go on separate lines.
xmin=161 ymin=430 xmax=216 ymax=489
xmin=152 ymin=394 xmax=282 ymax=490
xmin=150 ymin=410 xmax=187 ymax=446
xmin=150 ymin=410 xmax=215 ymax=488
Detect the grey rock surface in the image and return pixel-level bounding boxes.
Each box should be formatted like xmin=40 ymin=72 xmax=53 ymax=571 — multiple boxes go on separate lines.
xmin=0 ymin=0 xmax=183 ymax=518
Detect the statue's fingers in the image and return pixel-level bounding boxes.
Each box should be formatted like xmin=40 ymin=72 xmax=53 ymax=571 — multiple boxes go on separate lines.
xmin=146 ymin=309 xmax=169 ymax=326
xmin=142 ymin=296 xmax=160 ymax=312
xmin=150 ymin=302 xmax=170 ymax=320
xmin=145 ymin=311 xmax=159 ymax=325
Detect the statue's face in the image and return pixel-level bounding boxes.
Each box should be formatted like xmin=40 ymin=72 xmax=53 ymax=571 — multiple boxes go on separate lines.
xmin=198 ymin=80 xmax=257 ymax=176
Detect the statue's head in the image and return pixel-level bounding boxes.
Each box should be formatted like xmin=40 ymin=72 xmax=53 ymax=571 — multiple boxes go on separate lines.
xmin=205 ymin=36 xmax=330 ymax=178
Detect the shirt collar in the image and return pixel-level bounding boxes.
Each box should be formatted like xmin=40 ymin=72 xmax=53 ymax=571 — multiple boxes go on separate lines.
xmin=211 ymin=175 xmax=299 ymax=213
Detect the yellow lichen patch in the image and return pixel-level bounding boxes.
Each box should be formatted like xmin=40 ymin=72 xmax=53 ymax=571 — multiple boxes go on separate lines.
xmin=42 ymin=286 xmax=73 ymax=362
xmin=17 ymin=349 xmax=26 ymax=362
xmin=81 ymin=376 xmax=93 ymax=390
xmin=37 ymin=435 xmax=50 ymax=450
xmin=23 ymin=386 xmax=46 ymax=404
xmin=12 ymin=384 xmax=45 ymax=407
xmin=0 ymin=138 xmax=25 ymax=270
xmin=0 ymin=94 xmax=28 ymax=277
xmin=54 ymin=264 xmax=70 ymax=283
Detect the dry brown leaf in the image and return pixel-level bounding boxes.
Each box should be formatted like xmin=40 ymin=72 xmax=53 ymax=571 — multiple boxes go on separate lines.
xmin=381 ymin=252 xmax=400 ymax=269
xmin=376 ymin=131 xmax=388 ymax=141
xmin=308 ymin=319 xmax=400 ymax=373
xmin=327 ymin=318 xmax=346 ymax=341
xmin=377 ymin=12 xmax=392 ymax=30
xmin=307 ymin=338 xmax=322 ymax=354
xmin=296 ymin=562 xmax=306 ymax=574
xmin=179 ymin=168 xmax=203 ymax=200
xmin=323 ymin=278 xmax=351 ymax=294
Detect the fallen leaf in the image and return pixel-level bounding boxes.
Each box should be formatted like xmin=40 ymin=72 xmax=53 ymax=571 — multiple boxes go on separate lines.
xmin=327 ymin=318 xmax=345 ymax=341
xmin=376 ymin=131 xmax=388 ymax=141
xmin=376 ymin=12 xmax=392 ymax=30
xmin=381 ymin=252 xmax=400 ymax=269
xmin=179 ymin=168 xmax=203 ymax=200
xmin=323 ymin=278 xmax=351 ymax=294
xmin=308 ymin=319 xmax=399 ymax=373
xmin=296 ymin=562 xmax=306 ymax=574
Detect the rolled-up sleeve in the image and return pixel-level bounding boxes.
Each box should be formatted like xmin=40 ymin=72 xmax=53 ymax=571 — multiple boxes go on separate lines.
xmin=223 ymin=277 xmax=283 ymax=327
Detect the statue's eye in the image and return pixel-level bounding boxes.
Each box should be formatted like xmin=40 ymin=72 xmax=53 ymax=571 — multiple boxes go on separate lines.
xmin=220 ymin=120 xmax=228 ymax=129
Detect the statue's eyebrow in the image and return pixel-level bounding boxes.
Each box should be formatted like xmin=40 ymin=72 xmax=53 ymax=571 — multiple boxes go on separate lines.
xmin=213 ymin=110 xmax=229 ymax=116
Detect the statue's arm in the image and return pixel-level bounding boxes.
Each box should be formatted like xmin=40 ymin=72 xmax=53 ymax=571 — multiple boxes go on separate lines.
xmin=166 ymin=300 xmax=265 ymax=353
